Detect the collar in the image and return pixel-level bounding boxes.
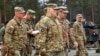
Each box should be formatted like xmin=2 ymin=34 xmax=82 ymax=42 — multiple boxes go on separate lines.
xmin=47 ymin=15 xmax=57 ymax=21
xmin=57 ymin=17 xmax=65 ymax=23
xmin=76 ymin=21 xmax=82 ymax=25
xmin=13 ymin=16 xmax=21 ymax=25
xmin=23 ymin=19 xmax=30 ymax=24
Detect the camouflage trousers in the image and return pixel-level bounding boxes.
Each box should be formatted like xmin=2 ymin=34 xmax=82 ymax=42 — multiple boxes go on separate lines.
xmin=5 ymin=48 xmax=30 ymax=56
xmin=34 ymin=50 xmax=65 ymax=56
xmin=64 ymin=48 xmax=68 ymax=56
xmin=46 ymin=50 xmax=66 ymax=56
xmin=2 ymin=44 xmax=8 ymax=56
xmin=75 ymin=40 xmax=88 ymax=56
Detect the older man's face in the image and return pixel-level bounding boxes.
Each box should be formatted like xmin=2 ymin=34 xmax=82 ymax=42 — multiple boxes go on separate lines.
xmin=49 ymin=8 xmax=57 ymax=17
xmin=58 ymin=11 xmax=67 ymax=19
xmin=15 ymin=12 xmax=25 ymax=19
xmin=62 ymin=12 xmax=67 ymax=19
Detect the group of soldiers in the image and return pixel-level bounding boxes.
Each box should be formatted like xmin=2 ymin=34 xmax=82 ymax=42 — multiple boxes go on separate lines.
xmin=1 ymin=3 xmax=88 ymax=56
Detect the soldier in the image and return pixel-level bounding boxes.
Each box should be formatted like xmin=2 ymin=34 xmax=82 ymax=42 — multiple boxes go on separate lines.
xmin=0 ymin=21 xmax=8 ymax=56
xmin=3 ymin=6 xmax=28 ymax=56
xmin=22 ymin=9 xmax=38 ymax=56
xmin=0 ymin=25 xmax=7 ymax=56
xmin=34 ymin=3 xmax=65 ymax=56
xmin=22 ymin=9 xmax=36 ymax=36
xmin=73 ymin=14 xmax=88 ymax=56
xmin=0 ymin=26 xmax=5 ymax=43
xmin=57 ymin=6 xmax=78 ymax=56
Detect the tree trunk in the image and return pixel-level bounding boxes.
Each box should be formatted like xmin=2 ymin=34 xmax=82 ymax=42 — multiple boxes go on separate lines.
xmin=91 ymin=0 xmax=95 ymax=23
xmin=80 ymin=0 xmax=84 ymax=15
xmin=0 ymin=10 xmax=2 ymax=23
xmin=4 ymin=0 xmax=7 ymax=22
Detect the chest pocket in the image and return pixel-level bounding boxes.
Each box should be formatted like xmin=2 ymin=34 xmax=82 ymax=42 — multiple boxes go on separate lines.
xmin=14 ymin=25 xmax=26 ymax=36
xmin=51 ymin=23 xmax=60 ymax=38
xmin=77 ymin=25 xmax=84 ymax=36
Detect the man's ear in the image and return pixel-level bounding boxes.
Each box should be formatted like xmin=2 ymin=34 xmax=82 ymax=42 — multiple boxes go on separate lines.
xmin=48 ymin=8 xmax=53 ymax=13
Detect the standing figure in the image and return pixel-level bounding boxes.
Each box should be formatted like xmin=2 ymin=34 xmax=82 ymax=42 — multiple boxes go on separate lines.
xmin=73 ymin=14 xmax=88 ymax=56
xmin=57 ymin=6 xmax=78 ymax=56
xmin=22 ymin=9 xmax=37 ymax=56
xmin=4 ymin=6 xmax=28 ymax=56
xmin=35 ymin=3 xmax=65 ymax=56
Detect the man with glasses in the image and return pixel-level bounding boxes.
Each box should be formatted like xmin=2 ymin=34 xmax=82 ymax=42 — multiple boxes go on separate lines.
xmin=73 ymin=14 xmax=88 ymax=56
xmin=3 ymin=6 xmax=29 ymax=56
xmin=34 ymin=3 xmax=65 ymax=56
xmin=57 ymin=6 xmax=78 ymax=56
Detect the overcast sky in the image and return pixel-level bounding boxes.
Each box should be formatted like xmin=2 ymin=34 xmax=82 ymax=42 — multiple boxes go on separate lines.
xmin=38 ymin=0 xmax=67 ymax=6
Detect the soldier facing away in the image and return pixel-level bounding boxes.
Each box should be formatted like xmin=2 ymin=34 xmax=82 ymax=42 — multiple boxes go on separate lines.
xmin=3 ymin=6 xmax=28 ymax=56
xmin=34 ymin=3 xmax=65 ymax=56
xmin=73 ymin=14 xmax=88 ymax=56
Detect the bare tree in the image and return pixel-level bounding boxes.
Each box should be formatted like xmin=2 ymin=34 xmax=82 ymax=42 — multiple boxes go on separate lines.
xmin=0 ymin=10 xmax=1 ymax=23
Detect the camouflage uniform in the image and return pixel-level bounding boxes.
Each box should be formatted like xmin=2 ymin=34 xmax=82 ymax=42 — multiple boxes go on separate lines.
xmin=69 ymin=28 xmax=76 ymax=40
xmin=4 ymin=7 xmax=28 ymax=56
xmin=58 ymin=19 xmax=69 ymax=56
xmin=4 ymin=16 xmax=29 ymax=56
xmin=69 ymin=28 xmax=77 ymax=48
xmin=59 ymin=20 xmax=76 ymax=45
xmin=22 ymin=19 xmax=33 ymax=55
xmin=22 ymin=9 xmax=36 ymax=56
xmin=0 ymin=26 xmax=7 ymax=56
xmin=58 ymin=19 xmax=69 ymax=48
xmin=0 ymin=26 xmax=5 ymax=42
xmin=22 ymin=19 xmax=33 ymax=31
xmin=22 ymin=10 xmax=35 ymax=45
xmin=73 ymin=21 xmax=88 ymax=56
xmin=35 ymin=16 xmax=65 ymax=56
xmin=57 ymin=6 xmax=76 ymax=56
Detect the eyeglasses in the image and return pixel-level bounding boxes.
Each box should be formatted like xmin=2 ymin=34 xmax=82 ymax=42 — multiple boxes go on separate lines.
xmin=20 ymin=13 xmax=25 ymax=14
xmin=78 ymin=17 xmax=83 ymax=18
xmin=63 ymin=12 xmax=67 ymax=14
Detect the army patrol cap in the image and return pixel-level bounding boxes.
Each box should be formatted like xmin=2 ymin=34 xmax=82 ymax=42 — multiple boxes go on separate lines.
xmin=58 ymin=6 xmax=69 ymax=13
xmin=44 ymin=7 xmax=47 ymax=11
xmin=26 ymin=9 xmax=36 ymax=19
xmin=46 ymin=3 xmax=59 ymax=10
xmin=43 ymin=7 xmax=47 ymax=13
xmin=14 ymin=6 xmax=25 ymax=13
xmin=76 ymin=14 xmax=83 ymax=18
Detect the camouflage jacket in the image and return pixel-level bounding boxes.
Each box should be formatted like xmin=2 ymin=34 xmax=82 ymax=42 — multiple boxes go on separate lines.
xmin=58 ymin=19 xmax=69 ymax=47
xmin=69 ymin=28 xmax=76 ymax=46
xmin=22 ymin=19 xmax=34 ymax=45
xmin=22 ymin=19 xmax=33 ymax=31
xmin=59 ymin=19 xmax=76 ymax=48
xmin=35 ymin=16 xmax=64 ymax=52
xmin=73 ymin=21 xmax=87 ymax=42
xmin=4 ymin=16 xmax=28 ymax=50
